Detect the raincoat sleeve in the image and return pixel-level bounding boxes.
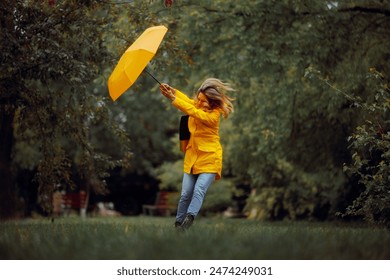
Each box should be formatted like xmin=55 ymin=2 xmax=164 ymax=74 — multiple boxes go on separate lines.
xmin=175 ymin=90 xmax=195 ymax=105
xmin=172 ymin=93 xmax=220 ymax=127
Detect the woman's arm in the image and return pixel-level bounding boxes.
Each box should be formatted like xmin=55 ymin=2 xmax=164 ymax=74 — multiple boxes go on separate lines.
xmin=160 ymin=83 xmax=218 ymax=126
xmin=174 ymin=90 xmax=194 ymax=105
xmin=172 ymin=96 xmax=219 ymax=127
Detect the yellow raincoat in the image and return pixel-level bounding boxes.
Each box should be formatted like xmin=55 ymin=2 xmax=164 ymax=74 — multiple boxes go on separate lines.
xmin=172 ymin=90 xmax=223 ymax=180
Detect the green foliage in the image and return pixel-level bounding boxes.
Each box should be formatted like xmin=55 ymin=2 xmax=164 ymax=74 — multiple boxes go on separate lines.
xmin=342 ymin=71 xmax=390 ymax=227
xmin=151 ymin=0 xmax=390 ymax=222
xmin=0 ymin=0 xmax=131 ymax=213
xmin=202 ymin=179 xmax=235 ymax=215
xmin=155 ymin=160 xmax=184 ymax=191
xmin=156 ymin=159 xmax=236 ymax=214
xmin=245 ymin=159 xmax=345 ymax=220
xmin=160 ymin=0 xmax=390 ymax=222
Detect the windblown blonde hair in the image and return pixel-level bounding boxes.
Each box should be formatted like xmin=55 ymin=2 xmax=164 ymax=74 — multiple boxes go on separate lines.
xmin=197 ymin=78 xmax=235 ymax=118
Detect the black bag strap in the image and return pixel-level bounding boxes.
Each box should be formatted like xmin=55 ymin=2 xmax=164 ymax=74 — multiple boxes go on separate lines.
xmin=179 ymin=115 xmax=190 ymax=140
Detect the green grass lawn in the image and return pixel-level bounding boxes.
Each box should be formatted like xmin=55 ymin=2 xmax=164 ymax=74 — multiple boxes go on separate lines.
xmin=1 ymin=216 xmax=389 ymax=260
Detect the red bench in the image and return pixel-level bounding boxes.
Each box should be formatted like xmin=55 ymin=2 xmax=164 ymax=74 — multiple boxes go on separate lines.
xmin=53 ymin=191 xmax=88 ymax=217
xmin=142 ymin=191 xmax=177 ymax=216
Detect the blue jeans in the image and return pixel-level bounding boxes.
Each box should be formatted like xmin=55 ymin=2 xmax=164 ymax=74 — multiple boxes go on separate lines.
xmin=176 ymin=172 xmax=216 ymax=222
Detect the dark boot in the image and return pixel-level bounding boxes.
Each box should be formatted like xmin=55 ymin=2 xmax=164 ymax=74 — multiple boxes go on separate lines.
xmin=181 ymin=214 xmax=194 ymax=230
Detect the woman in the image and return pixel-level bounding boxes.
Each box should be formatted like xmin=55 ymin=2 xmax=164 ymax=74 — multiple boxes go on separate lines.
xmin=160 ymin=78 xmax=234 ymax=230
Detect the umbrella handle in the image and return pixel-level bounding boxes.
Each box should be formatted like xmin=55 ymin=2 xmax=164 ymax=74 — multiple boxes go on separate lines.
xmin=144 ymin=69 xmax=161 ymax=85
xmin=145 ymin=69 xmax=172 ymax=95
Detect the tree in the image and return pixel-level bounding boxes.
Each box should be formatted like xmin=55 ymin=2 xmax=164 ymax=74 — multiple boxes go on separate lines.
xmin=0 ymin=0 xmax=131 ymax=218
xmin=341 ymin=69 xmax=390 ymax=227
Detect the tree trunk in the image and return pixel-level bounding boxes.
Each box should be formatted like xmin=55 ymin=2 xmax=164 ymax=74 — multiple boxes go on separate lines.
xmin=0 ymin=108 xmax=18 ymax=219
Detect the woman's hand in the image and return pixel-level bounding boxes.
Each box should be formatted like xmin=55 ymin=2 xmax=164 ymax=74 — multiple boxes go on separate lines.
xmin=160 ymin=83 xmax=176 ymax=101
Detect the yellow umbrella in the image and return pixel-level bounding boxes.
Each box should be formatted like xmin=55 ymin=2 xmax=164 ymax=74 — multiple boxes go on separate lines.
xmin=108 ymin=25 xmax=168 ymax=101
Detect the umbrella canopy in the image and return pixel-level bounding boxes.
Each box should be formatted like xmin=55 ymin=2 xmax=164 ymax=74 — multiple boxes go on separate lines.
xmin=108 ymin=25 xmax=168 ymax=101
